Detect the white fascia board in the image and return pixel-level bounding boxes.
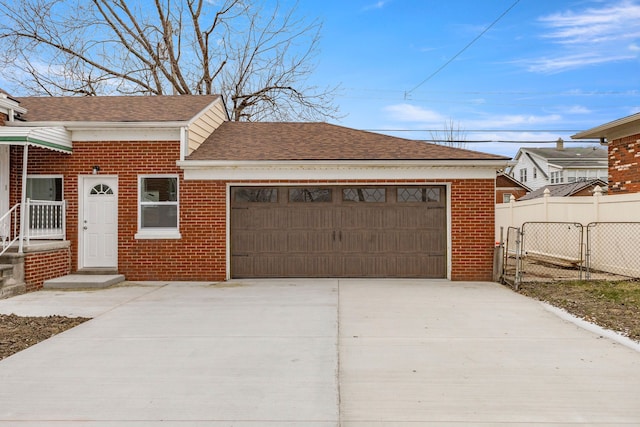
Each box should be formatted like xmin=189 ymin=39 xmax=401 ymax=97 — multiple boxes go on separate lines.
xmin=70 ymin=128 xmax=181 ymax=142
xmin=10 ymin=120 xmax=184 ymax=142
xmin=10 ymin=120 xmax=188 ymax=129
xmin=178 ymin=159 xmax=508 ymax=181
xmin=0 ymin=96 xmax=27 ymax=117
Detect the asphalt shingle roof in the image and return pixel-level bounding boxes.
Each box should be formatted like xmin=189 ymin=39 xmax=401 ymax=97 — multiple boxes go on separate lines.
xmin=524 ymin=147 xmax=607 ymax=160
xmin=187 ymin=122 xmax=510 ymax=161
xmin=15 ymin=95 xmax=222 ymax=123
xmin=518 ymin=179 xmax=607 ymax=201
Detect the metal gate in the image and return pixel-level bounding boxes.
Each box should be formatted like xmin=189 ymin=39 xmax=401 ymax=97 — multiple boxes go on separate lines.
xmin=502 ymin=222 xmax=640 ymax=288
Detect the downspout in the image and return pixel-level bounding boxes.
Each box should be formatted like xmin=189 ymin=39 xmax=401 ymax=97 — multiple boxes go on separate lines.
xmin=18 ymin=144 xmax=28 ymax=253
xmin=180 ymin=127 xmax=189 ymax=161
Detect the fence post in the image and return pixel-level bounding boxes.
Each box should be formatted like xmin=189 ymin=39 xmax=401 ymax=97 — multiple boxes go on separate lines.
xmin=515 ymin=227 xmax=523 ymax=290
xmin=543 ymin=188 xmax=550 ymax=221
xmin=592 ymin=185 xmax=602 ymax=223
xmin=509 ymin=194 xmax=515 ymax=227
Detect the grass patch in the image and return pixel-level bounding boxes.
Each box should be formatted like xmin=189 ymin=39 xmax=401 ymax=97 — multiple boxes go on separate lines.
xmin=517 ymin=280 xmax=640 ymax=342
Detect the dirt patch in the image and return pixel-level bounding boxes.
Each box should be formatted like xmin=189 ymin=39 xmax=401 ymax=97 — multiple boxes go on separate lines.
xmin=517 ymin=280 xmax=640 ymax=342
xmin=0 ymin=314 xmax=90 ymax=361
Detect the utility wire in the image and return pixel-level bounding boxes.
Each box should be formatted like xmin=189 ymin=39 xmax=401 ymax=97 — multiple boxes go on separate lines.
xmin=405 ymin=0 xmax=522 ymax=97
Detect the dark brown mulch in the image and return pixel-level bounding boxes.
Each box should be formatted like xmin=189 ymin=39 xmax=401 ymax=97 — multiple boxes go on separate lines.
xmin=0 ymin=314 xmax=90 ymax=360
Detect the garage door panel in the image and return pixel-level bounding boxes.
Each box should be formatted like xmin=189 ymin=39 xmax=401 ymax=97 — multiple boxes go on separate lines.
xmin=286 ymin=230 xmax=334 ymax=253
xmin=231 ymin=185 xmax=447 ymax=278
xmin=341 ymin=256 xmax=396 ymax=277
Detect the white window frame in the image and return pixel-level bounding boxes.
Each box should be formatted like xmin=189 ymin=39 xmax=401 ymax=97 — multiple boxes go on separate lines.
xmin=519 ymin=168 xmax=527 ymax=183
xmin=551 ymin=171 xmax=564 ymax=184
xmin=135 ymin=174 xmax=181 ymax=239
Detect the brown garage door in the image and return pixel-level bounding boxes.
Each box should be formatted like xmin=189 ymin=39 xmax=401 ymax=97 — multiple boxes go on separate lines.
xmin=230 ymin=186 xmax=446 ymax=278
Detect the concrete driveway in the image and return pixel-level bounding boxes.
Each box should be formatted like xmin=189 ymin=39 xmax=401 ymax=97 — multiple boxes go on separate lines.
xmin=0 ymin=279 xmax=639 ymax=426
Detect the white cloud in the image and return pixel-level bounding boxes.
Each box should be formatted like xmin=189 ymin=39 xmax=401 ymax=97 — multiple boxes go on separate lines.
xmin=362 ymin=1 xmax=388 ymax=11
xmin=383 ymin=104 xmax=563 ymax=130
xmin=540 ymin=1 xmax=640 ymax=45
xmin=521 ymin=52 xmax=635 ymax=73
xmin=465 ymin=114 xmax=563 ymax=129
xmin=384 ymin=104 xmax=447 ymax=125
xmin=521 ymin=1 xmax=640 ymax=73
xmin=565 ymin=105 xmax=592 ymax=114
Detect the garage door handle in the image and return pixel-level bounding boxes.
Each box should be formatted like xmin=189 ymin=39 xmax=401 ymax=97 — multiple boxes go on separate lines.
xmin=332 ymin=230 xmax=336 ymax=241
xmin=339 ymin=230 xmax=342 ymax=242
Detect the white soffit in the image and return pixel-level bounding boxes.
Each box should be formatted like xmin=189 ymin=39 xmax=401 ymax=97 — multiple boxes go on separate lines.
xmin=178 ymin=160 xmax=506 ymax=181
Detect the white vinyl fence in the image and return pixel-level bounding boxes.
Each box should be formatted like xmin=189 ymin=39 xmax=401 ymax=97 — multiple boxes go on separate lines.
xmin=496 ymin=188 xmax=640 ymax=280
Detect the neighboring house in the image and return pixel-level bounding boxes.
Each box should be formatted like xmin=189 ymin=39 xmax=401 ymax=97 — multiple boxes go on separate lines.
xmin=572 ymin=112 xmax=640 ymax=194
xmin=506 ymin=139 xmax=608 ymax=191
xmin=0 ymin=94 xmax=509 ymax=292
xmin=496 ymin=172 xmax=530 ymax=203
xmin=517 ymin=179 xmax=607 ymax=201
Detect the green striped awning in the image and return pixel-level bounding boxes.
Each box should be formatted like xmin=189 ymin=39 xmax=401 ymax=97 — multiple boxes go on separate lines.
xmin=0 ymin=127 xmax=72 ymax=153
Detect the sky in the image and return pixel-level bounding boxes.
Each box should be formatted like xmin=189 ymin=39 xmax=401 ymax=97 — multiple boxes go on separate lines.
xmin=1 ymin=0 xmax=638 ymax=158
xmin=297 ymin=0 xmax=640 ymax=157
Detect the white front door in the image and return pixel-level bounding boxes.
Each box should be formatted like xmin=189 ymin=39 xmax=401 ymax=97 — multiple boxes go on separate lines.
xmin=0 ymin=145 xmax=9 ymax=215
xmin=81 ymin=176 xmax=118 ymax=268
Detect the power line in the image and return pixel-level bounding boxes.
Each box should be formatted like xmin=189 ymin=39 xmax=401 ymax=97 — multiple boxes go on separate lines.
xmin=405 ymin=0 xmax=522 ymax=96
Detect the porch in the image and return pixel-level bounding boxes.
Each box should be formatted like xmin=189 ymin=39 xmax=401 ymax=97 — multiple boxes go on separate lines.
xmin=1 ymin=199 xmax=67 ymax=257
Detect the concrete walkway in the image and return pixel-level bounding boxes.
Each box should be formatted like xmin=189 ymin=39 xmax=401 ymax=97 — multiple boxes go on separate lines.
xmin=0 ymin=279 xmax=639 ymax=426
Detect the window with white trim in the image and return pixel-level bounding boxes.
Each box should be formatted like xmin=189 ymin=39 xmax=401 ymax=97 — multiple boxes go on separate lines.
xmin=550 ymin=171 xmax=564 ymax=184
xmin=137 ymin=175 xmax=180 ymax=239
xmin=519 ymin=168 xmax=527 ymax=183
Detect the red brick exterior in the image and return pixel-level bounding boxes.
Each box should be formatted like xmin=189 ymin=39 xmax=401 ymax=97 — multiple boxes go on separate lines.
xmin=609 ymin=133 xmax=640 ymax=194
xmin=24 ymin=248 xmax=71 ymax=292
xmin=495 ymin=174 xmax=528 ymax=203
xmin=450 ymin=179 xmax=495 ymax=281
xmin=11 ymin=143 xmax=496 ymax=284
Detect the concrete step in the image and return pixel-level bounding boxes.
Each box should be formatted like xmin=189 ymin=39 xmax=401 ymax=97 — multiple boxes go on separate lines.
xmin=0 ymin=263 xmax=26 ymax=299
xmin=43 ymin=274 xmax=125 ymax=290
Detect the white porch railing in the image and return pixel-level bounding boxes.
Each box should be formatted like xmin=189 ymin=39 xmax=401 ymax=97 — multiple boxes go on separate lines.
xmin=0 ymin=200 xmax=67 ymax=256
xmin=24 ymin=199 xmax=66 ymax=243
xmin=0 ymin=204 xmax=20 ymax=256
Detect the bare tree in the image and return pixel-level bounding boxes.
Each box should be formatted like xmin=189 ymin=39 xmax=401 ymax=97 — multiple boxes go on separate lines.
xmin=429 ymin=119 xmax=467 ymax=149
xmin=0 ymin=0 xmax=340 ymax=121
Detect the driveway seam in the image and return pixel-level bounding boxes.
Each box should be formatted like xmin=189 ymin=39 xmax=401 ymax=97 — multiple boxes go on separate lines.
xmin=336 ymin=278 xmax=342 ymax=427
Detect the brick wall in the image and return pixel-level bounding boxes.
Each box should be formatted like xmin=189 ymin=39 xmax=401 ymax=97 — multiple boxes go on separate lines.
xmin=13 ymin=144 xmax=496 ymax=282
xmin=450 ymin=179 xmax=495 ymax=281
xmin=12 ymin=141 xmax=229 ymax=282
xmin=609 ymin=133 xmax=640 ymax=194
xmin=24 ymin=248 xmax=71 ymax=292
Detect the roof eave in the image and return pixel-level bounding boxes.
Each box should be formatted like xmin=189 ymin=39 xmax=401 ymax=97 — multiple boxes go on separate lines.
xmin=179 ymin=158 xmax=510 ymax=168
xmin=572 ymin=113 xmax=640 ymax=140
xmin=8 ymin=120 xmax=190 ymax=129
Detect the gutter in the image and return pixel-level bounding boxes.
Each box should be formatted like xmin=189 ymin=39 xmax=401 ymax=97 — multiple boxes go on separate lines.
xmin=177 ymin=158 xmax=512 ymax=169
